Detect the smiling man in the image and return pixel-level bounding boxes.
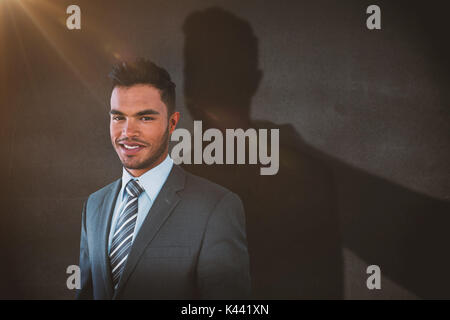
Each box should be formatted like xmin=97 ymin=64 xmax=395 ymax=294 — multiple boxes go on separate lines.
xmin=76 ymin=58 xmax=251 ymax=299
xmin=110 ymin=84 xmax=173 ymax=175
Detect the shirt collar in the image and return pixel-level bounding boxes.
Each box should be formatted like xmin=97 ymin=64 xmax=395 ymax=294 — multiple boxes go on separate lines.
xmin=121 ymin=155 xmax=174 ymax=202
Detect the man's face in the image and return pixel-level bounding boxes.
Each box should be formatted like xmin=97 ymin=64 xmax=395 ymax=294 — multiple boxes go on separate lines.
xmin=110 ymin=84 xmax=179 ymax=177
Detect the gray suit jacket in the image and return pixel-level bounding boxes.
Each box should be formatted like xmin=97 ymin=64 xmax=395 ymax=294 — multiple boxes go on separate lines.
xmin=76 ymin=165 xmax=251 ymax=299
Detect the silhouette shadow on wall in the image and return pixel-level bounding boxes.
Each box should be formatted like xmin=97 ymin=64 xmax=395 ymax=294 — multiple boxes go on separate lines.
xmin=182 ymin=7 xmax=343 ymax=299
xmin=181 ymin=7 xmax=450 ymax=299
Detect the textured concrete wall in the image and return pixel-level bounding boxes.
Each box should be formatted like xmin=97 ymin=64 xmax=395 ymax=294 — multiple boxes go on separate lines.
xmin=0 ymin=0 xmax=448 ymax=299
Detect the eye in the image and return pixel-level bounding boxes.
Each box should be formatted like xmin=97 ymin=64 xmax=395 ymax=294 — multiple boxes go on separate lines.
xmin=141 ymin=116 xmax=155 ymax=121
xmin=112 ymin=115 xmax=125 ymax=121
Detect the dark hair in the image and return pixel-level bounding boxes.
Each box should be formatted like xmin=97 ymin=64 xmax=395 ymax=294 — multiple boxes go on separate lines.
xmin=109 ymin=58 xmax=176 ymax=114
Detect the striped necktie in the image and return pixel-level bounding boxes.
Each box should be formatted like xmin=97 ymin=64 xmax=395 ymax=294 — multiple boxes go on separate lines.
xmin=109 ymin=179 xmax=144 ymax=289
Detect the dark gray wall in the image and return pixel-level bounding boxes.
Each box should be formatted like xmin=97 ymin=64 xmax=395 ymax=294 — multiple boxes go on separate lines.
xmin=0 ymin=0 xmax=448 ymax=299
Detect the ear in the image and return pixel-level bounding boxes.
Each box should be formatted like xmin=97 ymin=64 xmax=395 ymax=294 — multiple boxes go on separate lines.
xmin=168 ymin=111 xmax=180 ymax=134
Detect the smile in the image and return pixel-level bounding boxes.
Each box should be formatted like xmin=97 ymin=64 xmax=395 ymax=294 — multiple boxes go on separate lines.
xmin=123 ymin=144 xmax=139 ymax=150
xmin=118 ymin=143 xmax=146 ymax=155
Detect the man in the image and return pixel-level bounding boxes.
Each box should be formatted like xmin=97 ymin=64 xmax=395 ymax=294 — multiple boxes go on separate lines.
xmin=76 ymin=58 xmax=251 ymax=299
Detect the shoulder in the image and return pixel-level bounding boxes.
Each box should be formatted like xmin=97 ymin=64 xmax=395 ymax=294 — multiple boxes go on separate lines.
xmin=85 ymin=178 xmax=121 ymax=208
xmin=173 ymin=165 xmax=243 ymax=209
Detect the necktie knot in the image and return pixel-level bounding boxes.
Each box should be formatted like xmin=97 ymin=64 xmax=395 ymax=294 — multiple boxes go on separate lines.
xmin=125 ymin=179 xmax=144 ymax=198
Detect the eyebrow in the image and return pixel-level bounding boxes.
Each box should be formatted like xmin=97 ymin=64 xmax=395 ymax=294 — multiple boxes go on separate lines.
xmin=110 ymin=109 xmax=160 ymax=116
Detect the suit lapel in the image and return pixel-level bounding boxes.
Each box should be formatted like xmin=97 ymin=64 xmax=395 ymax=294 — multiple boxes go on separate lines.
xmin=96 ymin=178 xmax=121 ymax=299
xmin=113 ymin=165 xmax=186 ymax=298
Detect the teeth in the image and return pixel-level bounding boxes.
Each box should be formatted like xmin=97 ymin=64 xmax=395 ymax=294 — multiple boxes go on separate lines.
xmin=123 ymin=144 xmax=139 ymax=150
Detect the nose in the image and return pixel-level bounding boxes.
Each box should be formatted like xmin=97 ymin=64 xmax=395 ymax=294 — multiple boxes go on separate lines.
xmin=122 ymin=118 xmax=139 ymax=137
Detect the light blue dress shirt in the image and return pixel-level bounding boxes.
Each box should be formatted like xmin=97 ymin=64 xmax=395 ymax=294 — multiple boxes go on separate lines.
xmin=108 ymin=155 xmax=174 ymax=252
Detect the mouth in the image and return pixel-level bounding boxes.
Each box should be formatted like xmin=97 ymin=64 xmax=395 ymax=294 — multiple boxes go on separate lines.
xmin=117 ymin=142 xmax=146 ymax=155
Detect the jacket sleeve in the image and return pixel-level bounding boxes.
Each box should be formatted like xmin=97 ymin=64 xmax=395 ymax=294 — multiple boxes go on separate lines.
xmin=196 ymin=192 xmax=251 ymax=299
xmin=75 ymin=200 xmax=94 ymax=299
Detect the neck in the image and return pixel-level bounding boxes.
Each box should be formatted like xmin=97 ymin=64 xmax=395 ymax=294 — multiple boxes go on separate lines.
xmin=126 ymin=152 xmax=168 ymax=177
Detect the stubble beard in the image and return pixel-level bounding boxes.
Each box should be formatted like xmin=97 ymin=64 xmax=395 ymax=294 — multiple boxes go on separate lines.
xmin=119 ymin=124 xmax=170 ymax=171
